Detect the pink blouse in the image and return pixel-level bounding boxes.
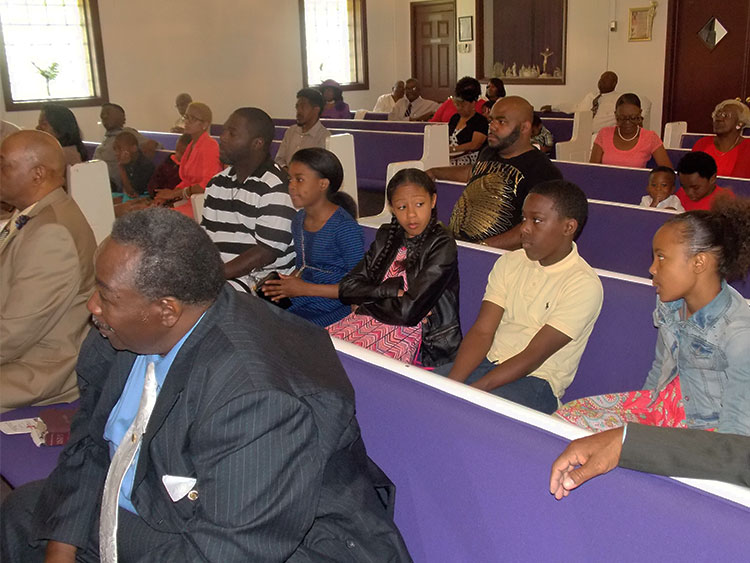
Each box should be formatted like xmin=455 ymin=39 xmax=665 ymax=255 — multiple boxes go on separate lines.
xmin=177 ymin=132 xmax=222 ymax=189
xmin=594 ymin=126 xmax=663 ymax=168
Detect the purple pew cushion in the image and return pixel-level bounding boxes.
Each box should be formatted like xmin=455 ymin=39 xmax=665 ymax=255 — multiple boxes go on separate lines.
xmin=0 ymin=402 xmax=78 ymax=488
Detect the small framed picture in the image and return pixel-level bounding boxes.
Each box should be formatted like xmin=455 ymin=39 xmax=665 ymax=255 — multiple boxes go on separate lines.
xmin=628 ymin=7 xmax=654 ymax=41
xmin=458 ymin=16 xmax=473 ymax=42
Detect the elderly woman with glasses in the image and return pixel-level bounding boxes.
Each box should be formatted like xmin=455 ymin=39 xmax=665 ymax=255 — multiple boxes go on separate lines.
xmin=691 ymin=99 xmax=750 ymax=178
xmin=154 ymin=101 xmax=222 ymax=204
xmin=447 ymin=76 xmax=488 ymax=166
xmin=590 ymin=93 xmax=671 ymax=169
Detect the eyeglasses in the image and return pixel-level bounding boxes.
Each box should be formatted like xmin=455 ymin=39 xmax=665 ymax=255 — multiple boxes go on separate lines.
xmin=615 ymin=114 xmax=643 ymax=122
xmin=711 ymin=110 xmax=736 ymax=120
xmin=184 ymin=114 xmax=204 ymax=123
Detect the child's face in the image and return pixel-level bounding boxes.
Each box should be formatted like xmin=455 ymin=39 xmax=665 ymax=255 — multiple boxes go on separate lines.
xmin=113 ymin=140 xmax=136 ymax=165
xmin=678 ymin=172 xmax=715 ymax=202
xmin=520 ymin=193 xmax=576 ymax=266
xmin=649 ymin=223 xmax=698 ymax=303
xmin=389 ymin=182 xmax=436 ymax=238
xmin=287 ymin=161 xmax=328 ymax=209
xmin=647 ymin=171 xmax=675 ymax=203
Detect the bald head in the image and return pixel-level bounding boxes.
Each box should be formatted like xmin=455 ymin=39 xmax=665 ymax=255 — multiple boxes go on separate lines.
xmin=175 ymin=92 xmax=192 ymax=115
xmin=488 ymin=96 xmax=535 ymax=156
xmin=598 ymin=71 xmax=618 ymax=94
xmin=0 ymin=130 xmax=66 ymax=209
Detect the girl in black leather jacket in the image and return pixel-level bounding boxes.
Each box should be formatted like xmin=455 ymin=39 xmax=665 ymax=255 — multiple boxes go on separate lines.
xmin=333 ymin=169 xmax=461 ymax=367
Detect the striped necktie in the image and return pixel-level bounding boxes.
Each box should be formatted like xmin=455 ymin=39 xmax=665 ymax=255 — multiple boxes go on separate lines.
xmin=405 ymin=102 xmax=413 ymax=118
xmin=99 ymin=362 xmax=158 ymax=563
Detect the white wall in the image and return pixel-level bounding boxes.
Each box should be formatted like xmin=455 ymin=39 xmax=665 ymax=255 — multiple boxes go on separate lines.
xmin=2 ymin=0 xmax=668 ymax=136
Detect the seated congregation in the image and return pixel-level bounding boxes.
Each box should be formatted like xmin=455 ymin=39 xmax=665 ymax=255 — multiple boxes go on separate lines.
xmin=2 ymin=68 xmax=750 ymax=561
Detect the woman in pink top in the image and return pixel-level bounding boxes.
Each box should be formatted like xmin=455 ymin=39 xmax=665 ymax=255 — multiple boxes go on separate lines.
xmin=154 ymin=101 xmax=222 ymax=204
xmin=590 ymin=93 xmax=672 ymax=169
xmin=691 ymin=100 xmax=750 ymax=179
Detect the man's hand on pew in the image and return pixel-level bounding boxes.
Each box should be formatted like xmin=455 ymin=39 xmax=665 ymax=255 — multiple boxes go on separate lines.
xmin=425 ymin=165 xmax=471 ymax=184
xmin=549 ymin=426 xmax=624 ymax=500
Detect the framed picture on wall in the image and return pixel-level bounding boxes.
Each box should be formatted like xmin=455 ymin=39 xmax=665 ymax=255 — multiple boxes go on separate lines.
xmin=459 ymin=16 xmax=473 ymax=42
xmin=628 ymin=6 xmax=656 ymax=42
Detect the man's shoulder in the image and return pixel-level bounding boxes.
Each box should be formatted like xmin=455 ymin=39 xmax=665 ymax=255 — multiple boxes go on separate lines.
xmin=31 ymin=190 xmax=95 ymax=246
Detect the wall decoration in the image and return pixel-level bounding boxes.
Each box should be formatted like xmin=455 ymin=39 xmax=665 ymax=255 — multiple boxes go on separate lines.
xmin=628 ymin=2 xmax=658 ymax=42
xmin=475 ymin=0 xmax=567 ymax=85
xmin=458 ymin=16 xmax=473 ymax=42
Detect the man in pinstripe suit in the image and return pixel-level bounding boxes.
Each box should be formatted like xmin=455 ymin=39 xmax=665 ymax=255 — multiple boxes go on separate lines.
xmin=1 ymin=208 xmax=411 ymax=562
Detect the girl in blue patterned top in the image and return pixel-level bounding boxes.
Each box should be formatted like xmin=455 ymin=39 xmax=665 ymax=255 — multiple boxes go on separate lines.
xmin=263 ymin=148 xmax=364 ymax=326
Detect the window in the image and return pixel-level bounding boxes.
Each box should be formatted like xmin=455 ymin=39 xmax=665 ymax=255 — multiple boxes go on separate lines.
xmin=299 ymin=0 xmax=368 ymax=90
xmin=0 ymin=0 xmax=108 ymax=110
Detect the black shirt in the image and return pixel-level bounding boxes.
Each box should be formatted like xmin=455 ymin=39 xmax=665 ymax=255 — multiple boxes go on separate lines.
xmin=449 ymin=147 xmax=562 ymax=242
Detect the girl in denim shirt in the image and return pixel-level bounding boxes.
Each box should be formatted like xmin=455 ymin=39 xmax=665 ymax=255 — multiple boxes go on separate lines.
xmin=557 ymin=197 xmax=750 ymax=435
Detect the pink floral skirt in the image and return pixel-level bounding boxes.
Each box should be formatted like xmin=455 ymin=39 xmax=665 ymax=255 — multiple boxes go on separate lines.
xmin=555 ymin=377 xmax=688 ymax=432
xmin=327 ymin=312 xmax=422 ymax=364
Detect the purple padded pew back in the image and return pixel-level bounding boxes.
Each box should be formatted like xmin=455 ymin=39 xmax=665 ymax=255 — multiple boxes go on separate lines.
xmin=540 ymin=117 xmax=573 ymax=143
xmin=364 ymin=112 xmax=388 ymax=120
xmin=361 ymin=225 xmax=656 ymax=398
xmin=555 ymin=161 xmax=750 ymax=202
xmin=338 ymin=351 xmax=750 ymax=562
xmin=681 ymin=132 xmax=750 ymax=149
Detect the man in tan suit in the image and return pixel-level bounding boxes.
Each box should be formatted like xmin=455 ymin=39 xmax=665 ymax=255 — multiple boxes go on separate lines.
xmin=0 ymin=130 xmax=96 ymax=411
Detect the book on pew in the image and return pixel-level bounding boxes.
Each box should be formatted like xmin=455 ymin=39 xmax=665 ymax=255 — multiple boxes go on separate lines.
xmin=38 ymin=407 xmax=77 ymax=446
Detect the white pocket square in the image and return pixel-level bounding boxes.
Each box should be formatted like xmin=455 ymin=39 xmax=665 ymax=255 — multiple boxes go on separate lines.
xmin=162 ymin=475 xmax=197 ymax=502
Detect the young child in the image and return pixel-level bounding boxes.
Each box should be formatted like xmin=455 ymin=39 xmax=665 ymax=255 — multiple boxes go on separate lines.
xmin=530 ymin=114 xmax=554 ymax=155
xmin=557 ymin=197 xmax=750 ymax=435
xmin=261 ymin=148 xmax=364 ymax=326
xmin=639 ymin=166 xmax=684 ymax=211
xmin=435 ymin=180 xmax=603 ymax=414
xmin=675 ymin=151 xmax=735 ymax=211
xmin=328 ymin=168 xmax=461 ymax=368
xmin=147 ymin=133 xmax=190 ymax=197
xmin=112 ymin=131 xmax=155 ymax=199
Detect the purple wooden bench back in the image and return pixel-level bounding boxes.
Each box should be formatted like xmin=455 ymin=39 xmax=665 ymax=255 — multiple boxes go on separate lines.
xmin=540 ymin=117 xmax=574 ymax=143
xmin=361 ymin=225 xmax=656 ymax=400
xmin=338 ymin=351 xmax=750 ymax=562
xmin=555 ymin=161 xmax=750 ymax=202
xmin=82 ymin=142 xmax=171 ymax=168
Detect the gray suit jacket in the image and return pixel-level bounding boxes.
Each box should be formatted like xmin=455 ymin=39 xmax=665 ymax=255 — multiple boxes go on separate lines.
xmin=620 ymin=423 xmax=750 ymax=487
xmin=32 ymin=286 xmax=412 ymax=561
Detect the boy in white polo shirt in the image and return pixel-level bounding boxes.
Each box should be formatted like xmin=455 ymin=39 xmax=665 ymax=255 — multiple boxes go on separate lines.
xmin=436 ymin=180 xmax=603 ymax=413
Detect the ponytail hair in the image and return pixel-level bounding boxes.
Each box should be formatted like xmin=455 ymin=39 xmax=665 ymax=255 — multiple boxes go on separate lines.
xmin=665 ymin=196 xmax=750 ymax=281
xmin=289 ymin=147 xmax=358 ymax=218
xmin=371 ymin=168 xmax=441 ymax=275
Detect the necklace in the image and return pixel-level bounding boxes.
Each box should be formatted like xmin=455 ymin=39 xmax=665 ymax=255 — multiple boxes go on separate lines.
xmin=715 ymin=133 xmax=742 ymax=153
xmin=617 ymin=126 xmax=640 ymax=142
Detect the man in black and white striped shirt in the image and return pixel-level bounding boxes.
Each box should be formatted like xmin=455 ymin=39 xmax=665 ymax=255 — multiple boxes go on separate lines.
xmin=202 ymin=107 xmax=296 ymax=292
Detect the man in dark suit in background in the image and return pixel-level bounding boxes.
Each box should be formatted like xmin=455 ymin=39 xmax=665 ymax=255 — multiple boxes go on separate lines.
xmin=1 ymin=208 xmax=411 ymax=562
xmin=550 ymin=424 xmax=750 ymax=499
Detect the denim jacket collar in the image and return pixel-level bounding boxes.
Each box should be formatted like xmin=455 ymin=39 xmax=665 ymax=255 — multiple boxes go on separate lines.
xmin=655 ymin=281 xmax=732 ymax=330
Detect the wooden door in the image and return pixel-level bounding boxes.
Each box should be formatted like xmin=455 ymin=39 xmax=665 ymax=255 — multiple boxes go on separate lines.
xmin=663 ymin=0 xmax=750 ymax=132
xmin=411 ymin=1 xmax=456 ymax=104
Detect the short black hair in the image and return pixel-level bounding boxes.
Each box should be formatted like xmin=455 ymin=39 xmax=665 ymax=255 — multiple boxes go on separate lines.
xmin=529 ymin=180 xmax=589 ymax=238
xmin=114 ymin=131 xmax=139 ymax=148
xmin=296 ymin=88 xmax=325 ymax=112
xmin=232 ymin=107 xmax=275 ymax=152
xmin=532 ymin=113 xmax=542 ymax=127
xmin=616 ymin=93 xmax=641 ymax=108
xmin=454 ymin=76 xmax=481 ymax=103
xmin=677 ymin=151 xmax=717 ymax=180
xmin=488 ymin=78 xmax=506 ymax=97
xmin=102 ymin=102 xmax=125 ymax=115
xmin=650 ymin=165 xmax=675 ymax=177
xmin=110 ymin=208 xmax=225 ymax=304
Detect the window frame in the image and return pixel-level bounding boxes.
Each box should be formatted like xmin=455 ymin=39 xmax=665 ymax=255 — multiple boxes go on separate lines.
xmin=0 ymin=0 xmax=109 ymax=111
xmin=298 ymin=0 xmax=369 ymax=92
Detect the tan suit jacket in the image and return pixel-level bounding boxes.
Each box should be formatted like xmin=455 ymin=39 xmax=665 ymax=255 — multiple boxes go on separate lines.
xmin=1 ymin=188 xmax=96 ymax=411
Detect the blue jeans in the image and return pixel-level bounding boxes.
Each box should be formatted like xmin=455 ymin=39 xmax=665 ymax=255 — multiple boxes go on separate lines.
xmin=435 ymin=358 xmax=558 ymax=414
